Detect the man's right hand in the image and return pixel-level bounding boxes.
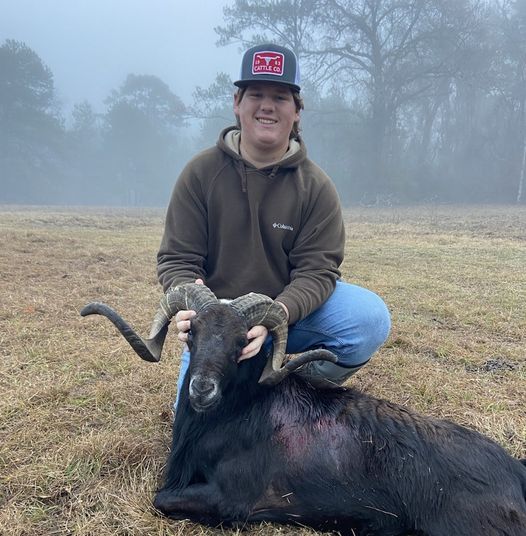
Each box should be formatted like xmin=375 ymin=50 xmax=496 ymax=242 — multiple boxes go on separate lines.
xmin=174 ymin=278 xmax=203 ymax=342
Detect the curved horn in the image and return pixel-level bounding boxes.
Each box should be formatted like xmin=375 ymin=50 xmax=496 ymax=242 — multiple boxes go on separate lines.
xmin=229 ymin=293 xmax=340 ymax=386
xmin=148 ymin=283 xmax=219 ymax=341
xmin=259 ymin=349 xmax=339 ymax=387
xmin=80 ymin=302 xmax=167 ymax=362
xmin=81 ymin=283 xmax=219 ymax=362
xmin=229 ymin=293 xmax=288 ymax=385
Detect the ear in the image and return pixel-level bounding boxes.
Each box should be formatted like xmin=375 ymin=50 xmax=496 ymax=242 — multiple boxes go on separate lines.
xmin=233 ymin=92 xmax=240 ymax=115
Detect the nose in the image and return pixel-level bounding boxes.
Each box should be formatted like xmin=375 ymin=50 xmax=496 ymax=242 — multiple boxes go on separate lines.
xmin=189 ymin=375 xmax=219 ymax=402
xmin=260 ymin=96 xmax=275 ymax=111
xmin=191 ymin=377 xmax=215 ymax=396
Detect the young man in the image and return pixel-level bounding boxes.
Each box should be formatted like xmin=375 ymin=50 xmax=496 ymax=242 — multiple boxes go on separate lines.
xmin=157 ymin=44 xmax=390 ymax=396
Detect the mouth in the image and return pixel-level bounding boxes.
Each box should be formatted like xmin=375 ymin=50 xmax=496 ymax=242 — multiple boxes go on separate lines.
xmin=190 ymin=395 xmax=220 ymax=413
xmin=257 ymin=117 xmax=277 ymax=125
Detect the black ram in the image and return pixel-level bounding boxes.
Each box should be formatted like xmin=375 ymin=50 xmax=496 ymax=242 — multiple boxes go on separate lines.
xmin=81 ymin=283 xmax=526 ymax=536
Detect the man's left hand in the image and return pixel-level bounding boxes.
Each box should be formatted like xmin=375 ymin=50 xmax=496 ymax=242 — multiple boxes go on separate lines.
xmin=239 ymin=325 xmax=268 ymax=361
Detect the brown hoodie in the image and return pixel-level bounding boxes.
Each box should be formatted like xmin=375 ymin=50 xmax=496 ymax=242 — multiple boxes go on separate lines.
xmin=157 ymin=126 xmax=345 ymax=325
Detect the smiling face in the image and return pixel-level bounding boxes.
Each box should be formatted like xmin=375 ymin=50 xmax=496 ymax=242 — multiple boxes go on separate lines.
xmin=234 ymin=83 xmax=300 ymax=166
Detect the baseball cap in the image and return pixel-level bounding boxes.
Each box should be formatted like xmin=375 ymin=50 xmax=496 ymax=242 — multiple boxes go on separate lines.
xmin=234 ymin=43 xmax=301 ymax=92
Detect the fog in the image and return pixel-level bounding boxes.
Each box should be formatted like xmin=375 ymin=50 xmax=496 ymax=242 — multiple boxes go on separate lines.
xmin=1 ymin=0 xmax=525 ymax=206
xmin=1 ymin=0 xmax=239 ymax=113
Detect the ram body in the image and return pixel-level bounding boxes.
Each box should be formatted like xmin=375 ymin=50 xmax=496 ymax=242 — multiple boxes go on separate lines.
xmin=154 ymin=304 xmax=526 ymax=536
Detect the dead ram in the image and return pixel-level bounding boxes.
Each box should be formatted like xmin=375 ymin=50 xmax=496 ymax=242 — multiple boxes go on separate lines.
xmin=81 ymin=283 xmax=526 ymax=536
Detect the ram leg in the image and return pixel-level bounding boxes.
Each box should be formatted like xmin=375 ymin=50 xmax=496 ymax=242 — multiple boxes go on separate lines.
xmin=248 ymin=506 xmax=371 ymax=535
xmin=154 ymin=483 xmax=223 ymax=525
xmin=246 ymin=489 xmax=332 ymax=531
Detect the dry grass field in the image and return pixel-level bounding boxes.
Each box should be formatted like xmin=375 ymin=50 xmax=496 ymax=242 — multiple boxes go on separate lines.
xmin=0 ymin=204 xmax=525 ymax=536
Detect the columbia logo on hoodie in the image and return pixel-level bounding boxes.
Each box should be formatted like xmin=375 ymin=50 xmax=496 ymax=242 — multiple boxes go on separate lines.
xmin=273 ymin=222 xmax=294 ymax=231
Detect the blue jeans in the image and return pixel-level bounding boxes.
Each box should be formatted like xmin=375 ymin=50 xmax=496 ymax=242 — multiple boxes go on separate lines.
xmin=175 ymin=281 xmax=390 ymax=403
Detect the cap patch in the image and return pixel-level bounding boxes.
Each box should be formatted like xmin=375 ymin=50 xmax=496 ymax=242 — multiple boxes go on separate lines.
xmin=252 ymin=51 xmax=285 ymax=77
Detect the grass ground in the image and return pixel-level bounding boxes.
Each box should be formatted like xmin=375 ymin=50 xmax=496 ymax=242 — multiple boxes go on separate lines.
xmin=0 ymin=204 xmax=524 ymax=535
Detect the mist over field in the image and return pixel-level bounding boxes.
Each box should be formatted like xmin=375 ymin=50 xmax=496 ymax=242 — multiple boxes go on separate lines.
xmin=1 ymin=0 xmax=525 ymax=207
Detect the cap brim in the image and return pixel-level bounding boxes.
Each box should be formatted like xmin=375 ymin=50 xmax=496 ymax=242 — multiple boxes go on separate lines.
xmin=233 ymin=79 xmax=301 ymax=92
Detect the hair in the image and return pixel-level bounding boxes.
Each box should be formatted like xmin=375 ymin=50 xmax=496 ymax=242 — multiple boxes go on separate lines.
xmin=234 ymin=86 xmax=304 ymax=139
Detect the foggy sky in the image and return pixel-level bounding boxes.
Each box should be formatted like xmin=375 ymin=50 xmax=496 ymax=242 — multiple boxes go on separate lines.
xmin=1 ymin=0 xmax=240 ymax=113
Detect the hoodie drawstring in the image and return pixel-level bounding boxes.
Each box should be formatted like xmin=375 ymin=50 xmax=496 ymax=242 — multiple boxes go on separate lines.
xmin=235 ymin=160 xmax=249 ymax=193
xmin=235 ymin=161 xmax=280 ymax=192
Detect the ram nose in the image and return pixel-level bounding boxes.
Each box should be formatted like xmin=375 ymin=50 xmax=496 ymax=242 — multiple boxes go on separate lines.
xmin=189 ymin=375 xmax=219 ymax=411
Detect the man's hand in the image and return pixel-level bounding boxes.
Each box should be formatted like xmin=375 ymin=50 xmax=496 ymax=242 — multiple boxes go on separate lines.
xmin=239 ymin=325 xmax=268 ymax=361
xmin=174 ymin=309 xmax=196 ymax=342
xmin=175 ymin=282 xmax=289 ymax=358
xmin=238 ymin=301 xmax=289 ymax=361
xmin=174 ymin=278 xmax=203 ymax=342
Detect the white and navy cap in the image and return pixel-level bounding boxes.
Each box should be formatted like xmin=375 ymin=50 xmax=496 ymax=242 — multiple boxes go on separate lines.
xmin=234 ymin=43 xmax=301 ymax=92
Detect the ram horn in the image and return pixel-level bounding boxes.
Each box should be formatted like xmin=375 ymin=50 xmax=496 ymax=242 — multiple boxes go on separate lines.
xmin=148 ymin=283 xmax=219 ymax=341
xmin=80 ymin=282 xmax=218 ymax=362
xmin=230 ymin=293 xmax=340 ymax=386
xmin=229 ymin=293 xmax=288 ymax=385
xmin=261 ymin=349 xmax=339 ymax=386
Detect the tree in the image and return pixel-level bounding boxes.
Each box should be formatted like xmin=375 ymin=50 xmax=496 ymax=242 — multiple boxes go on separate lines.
xmin=216 ymin=0 xmax=320 ymax=56
xmin=430 ymin=0 xmax=526 ymax=204
xmin=301 ymin=87 xmax=369 ymax=204
xmin=0 ymin=39 xmax=64 ymax=203
xmin=103 ymin=74 xmax=186 ymax=205
xmin=62 ymin=101 xmax=107 ymax=204
xmin=307 ymin=0 xmax=484 ymax=197
xmin=492 ymin=0 xmax=526 ymax=203
xmin=191 ymin=73 xmax=237 ymax=149
xmin=216 ymin=0 xmax=485 ymax=201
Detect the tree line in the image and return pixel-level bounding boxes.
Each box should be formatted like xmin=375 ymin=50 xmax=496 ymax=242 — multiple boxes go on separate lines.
xmin=0 ymin=39 xmax=189 ymax=206
xmin=1 ymin=0 xmax=525 ymax=206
